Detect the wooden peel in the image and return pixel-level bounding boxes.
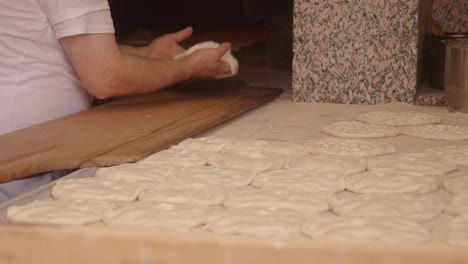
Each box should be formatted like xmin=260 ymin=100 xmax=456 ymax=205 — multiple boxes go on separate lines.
xmin=0 ymin=83 xmax=282 ymax=183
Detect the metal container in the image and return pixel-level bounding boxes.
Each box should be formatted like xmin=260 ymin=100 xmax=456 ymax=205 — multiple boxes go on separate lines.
xmin=444 ymin=39 xmax=468 ymax=113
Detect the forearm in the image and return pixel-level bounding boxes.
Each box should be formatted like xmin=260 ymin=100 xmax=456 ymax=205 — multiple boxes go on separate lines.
xmin=118 ymin=44 xmax=150 ymax=58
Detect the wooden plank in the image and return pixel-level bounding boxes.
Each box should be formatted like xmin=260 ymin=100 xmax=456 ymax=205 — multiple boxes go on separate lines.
xmin=0 ymin=224 xmax=467 ymax=264
xmin=0 ymin=82 xmax=282 ymax=183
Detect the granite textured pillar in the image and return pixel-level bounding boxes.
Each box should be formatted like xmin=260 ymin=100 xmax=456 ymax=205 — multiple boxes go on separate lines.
xmin=433 ymin=0 xmax=468 ymax=33
xmin=293 ymin=0 xmax=420 ymax=104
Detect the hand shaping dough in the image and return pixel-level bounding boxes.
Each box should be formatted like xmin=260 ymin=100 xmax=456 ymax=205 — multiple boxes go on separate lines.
xmin=285 ymin=154 xmax=367 ymax=176
xmin=346 ymin=171 xmax=440 ymax=195
xmin=443 ymin=176 xmax=468 ymax=194
xmin=103 ymin=202 xmax=211 ymax=231
xmin=425 ymin=145 xmax=468 ymax=166
xmin=205 ymin=208 xmax=309 ymax=237
xmin=138 ymin=179 xmax=226 ymax=206
xmin=402 ymin=124 xmax=468 ymax=141
xmin=302 ymin=216 xmax=431 ymax=243
xmin=7 ymin=199 xmax=112 ymax=225
xmin=304 ymin=138 xmax=396 ymax=157
xmin=223 ymin=188 xmax=329 ymax=214
xmin=444 ymin=193 xmax=468 ymax=216
xmin=174 ymin=41 xmax=239 ymax=79
xmin=251 ymin=170 xmax=345 ymax=194
xmin=366 ymin=153 xmax=458 ymax=176
xmin=319 ymin=121 xmax=401 ymax=139
xmin=329 ymin=194 xmax=443 ymax=222
xmin=356 ymin=111 xmax=441 ymax=127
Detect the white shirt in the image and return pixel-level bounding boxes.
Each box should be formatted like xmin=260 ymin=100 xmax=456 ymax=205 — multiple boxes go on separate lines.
xmin=0 ymin=0 xmax=115 ymax=135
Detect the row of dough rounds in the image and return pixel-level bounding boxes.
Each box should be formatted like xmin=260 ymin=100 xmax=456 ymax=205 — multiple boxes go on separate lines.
xmin=321 ymin=111 xmax=468 ymax=141
xmin=6 ymin=113 xmax=468 ymax=246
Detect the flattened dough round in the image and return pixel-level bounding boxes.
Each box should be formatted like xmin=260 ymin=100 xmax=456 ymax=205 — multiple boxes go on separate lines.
xmin=177 ymin=165 xmax=256 ymax=188
xmin=95 ymin=163 xmax=177 ymax=183
xmin=366 ymin=153 xmax=458 ymax=176
xmin=402 ymin=124 xmax=468 ymax=141
xmin=224 ymin=188 xmax=329 ymax=214
xmin=302 ymin=216 xmax=431 ymax=243
xmin=103 ymin=202 xmax=210 ymax=230
xmin=443 ymin=176 xmax=468 ymax=194
xmin=138 ymin=149 xmax=208 ymax=167
xmin=433 ymin=215 xmax=468 ymax=247
xmin=7 ymin=199 xmax=112 ymax=225
xmin=319 ymin=121 xmax=401 ymax=139
xmin=174 ymin=41 xmax=239 ymax=79
xmin=205 ymin=208 xmax=308 ymax=237
xmin=425 ymin=145 xmax=468 ymax=166
xmin=207 ymin=153 xmax=273 ymax=174
xmin=444 ymin=193 xmax=468 ymax=216
xmin=173 ymin=136 xmax=234 ymax=153
xmin=329 ymin=194 xmax=443 ymax=222
xmin=305 ymin=138 xmax=396 ymax=157
xmin=138 ymin=179 xmax=226 ymax=206
xmin=285 ymin=154 xmax=367 ymax=176
xmin=356 ymin=111 xmax=441 ymax=127
xmin=346 ymin=171 xmax=440 ymax=194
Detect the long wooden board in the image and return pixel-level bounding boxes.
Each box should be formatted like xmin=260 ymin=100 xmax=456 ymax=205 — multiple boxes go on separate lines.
xmin=0 ymin=82 xmax=282 ymax=183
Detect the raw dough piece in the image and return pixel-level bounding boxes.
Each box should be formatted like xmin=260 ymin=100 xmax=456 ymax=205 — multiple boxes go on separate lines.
xmin=329 ymin=194 xmax=443 ymax=222
xmin=356 ymin=111 xmax=441 ymax=127
xmin=95 ymin=163 xmax=177 ymax=183
xmin=139 ymin=179 xmax=225 ymax=206
xmin=346 ymin=171 xmax=440 ymax=194
xmin=174 ymin=41 xmax=239 ymax=79
xmin=402 ymin=124 xmax=468 ymax=141
xmin=251 ymin=170 xmax=345 ymax=194
xmin=285 ymin=154 xmax=367 ymax=176
xmin=319 ymin=121 xmax=401 ymax=139
xmin=52 ymin=176 xmax=154 ymax=202
xmin=205 ymin=208 xmax=309 ymax=237
xmin=138 ymin=148 xmax=208 ymax=167
xmin=433 ymin=215 xmax=468 ymax=247
xmin=207 ymin=153 xmax=273 ymax=174
xmin=103 ymin=202 xmax=210 ymax=230
xmin=7 ymin=199 xmax=112 ymax=225
xmin=366 ymin=153 xmax=458 ymax=176
xmin=173 ymin=136 xmax=234 ymax=153
xmin=223 ymin=188 xmax=329 ymax=214
xmin=305 ymin=138 xmax=396 ymax=157
xmin=302 ymin=216 xmax=431 ymax=243
xmin=220 ymin=139 xmax=308 ymax=170
xmin=444 ymin=193 xmax=468 ymax=216
xmin=425 ymin=145 xmax=468 ymax=166
xmin=177 ymin=165 xmax=256 ymax=188
xmin=443 ymin=176 xmax=468 ymax=194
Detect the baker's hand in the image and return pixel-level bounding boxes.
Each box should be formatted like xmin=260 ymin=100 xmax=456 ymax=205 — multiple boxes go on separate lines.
xmin=147 ymin=27 xmax=193 ymax=59
xmin=183 ymin=42 xmax=232 ymax=79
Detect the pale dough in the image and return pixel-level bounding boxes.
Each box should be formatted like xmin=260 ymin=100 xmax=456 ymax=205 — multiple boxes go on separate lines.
xmin=444 ymin=193 xmax=468 ymax=216
xmin=52 ymin=176 xmax=154 ymax=202
xmin=223 ymin=188 xmax=329 ymax=214
xmin=251 ymin=170 xmax=345 ymax=194
xmin=138 ymin=179 xmax=225 ymax=206
xmin=7 ymin=199 xmax=112 ymax=225
xmin=346 ymin=171 xmax=440 ymax=194
xmin=402 ymin=124 xmax=468 ymax=141
xmin=103 ymin=202 xmax=210 ymax=231
xmin=302 ymin=216 xmax=431 ymax=243
xmin=433 ymin=215 xmax=468 ymax=247
xmin=94 ymin=163 xmax=177 ymax=183
xmin=207 ymin=153 xmax=273 ymax=174
xmin=138 ymin=148 xmax=208 ymax=167
xmin=173 ymin=136 xmax=234 ymax=153
xmin=174 ymin=41 xmax=239 ymax=79
xmin=443 ymin=176 xmax=468 ymax=194
xmin=319 ymin=121 xmax=401 ymax=139
xmin=177 ymin=165 xmax=256 ymax=188
xmin=366 ymin=153 xmax=458 ymax=176
xmin=425 ymin=145 xmax=468 ymax=166
xmin=329 ymin=194 xmax=443 ymax=222
xmin=304 ymin=138 xmax=396 ymax=157
xmin=284 ymin=154 xmax=367 ymax=176
xmin=356 ymin=111 xmax=441 ymax=127
xmin=205 ymin=208 xmax=309 ymax=237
